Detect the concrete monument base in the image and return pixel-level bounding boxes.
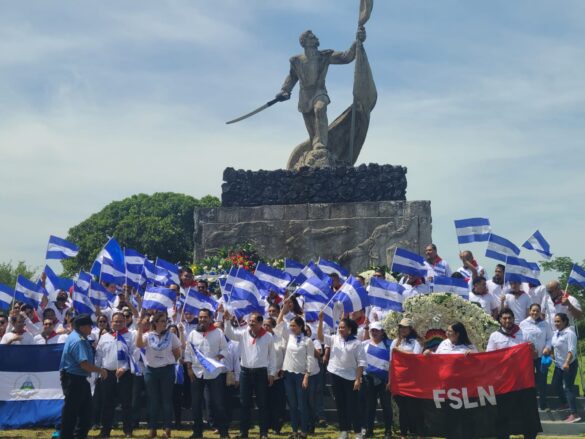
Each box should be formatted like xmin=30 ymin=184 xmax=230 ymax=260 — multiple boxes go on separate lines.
xmin=194 ymin=200 xmax=432 ymax=273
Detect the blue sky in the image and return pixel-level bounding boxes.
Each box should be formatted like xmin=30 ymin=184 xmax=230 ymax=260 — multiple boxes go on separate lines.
xmin=0 ymin=1 xmax=584 ymax=277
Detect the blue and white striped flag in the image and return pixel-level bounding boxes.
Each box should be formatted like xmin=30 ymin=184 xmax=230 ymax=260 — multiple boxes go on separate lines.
xmin=91 ymin=238 xmax=125 ymax=285
xmin=454 ymin=218 xmax=491 ymax=244
xmin=89 ymin=281 xmax=114 ymax=308
xmin=231 ymin=269 xmax=264 ymax=305
xmin=284 ymin=258 xmax=304 ymax=279
xmin=156 ymin=258 xmax=180 ymax=286
xmin=143 ymin=286 xmax=176 ymax=311
xmin=317 ymin=258 xmax=350 ymax=279
xmin=73 ymin=272 xmax=95 ymax=315
xmin=295 ymin=261 xmax=329 ymax=285
xmin=43 ymin=265 xmax=72 ymax=301
xmin=522 ymin=230 xmax=553 ymax=260
xmin=15 ymin=275 xmax=45 ymax=309
xmin=296 ymin=276 xmax=332 ymax=301
xmin=303 ymin=291 xmax=334 ymax=329
xmin=336 ymin=276 xmax=369 ymax=314
xmin=219 ymin=266 xmax=238 ymax=303
xmin=184 ymin=288 xmax=218 ymax=315
xmin=391 ymin=248 xmax=427 ymax=277
xmin=432 ymin=276 xmax=470 ymax=299
xmin=505 ymin=256 xmax=540 ymax=285
xmin=254 ymin=262 xmax=291 ymax=295
xmin=367 ymin=277 xmax=404 ymax=311
xmin=189 ymin=343 xmax=226 ymax=373
xmin=45 ymin=235 xmax=79 ymax=260
xmin=568 ymin=264 xmax=585 ymax=288
xmin=365 ymin=343 xmax=390 ymax=380
xmin=485 ymin=234 xmax=520 ymax=263
xmin=125 ymin=248 xmax=145 ymax=289
xmin=143 ymin=259 xmax=157 ymax=284
xmin=116 ymin=333 xmax=141 ymax=374
xmin=0 ymin=283 xmax=13 ymax=310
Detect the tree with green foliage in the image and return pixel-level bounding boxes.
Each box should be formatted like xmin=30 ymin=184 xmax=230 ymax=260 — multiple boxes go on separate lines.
xmin=62 ymin=192 xmax=219 ymax=276
xmin=541 ymin=256 xmax=585 ymax=301
xmin=0 ymin=261 xmax=38 ymax=287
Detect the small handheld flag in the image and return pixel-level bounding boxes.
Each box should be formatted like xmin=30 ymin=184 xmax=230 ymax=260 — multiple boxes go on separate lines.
xmin=522 ymin=230 xmax=553 ymax=260
xmin=485 ymin=234 xmax=520 ymax=263
xmin=336 ymin=275 xmax=369 ymax=314
xmin=367 ymin=277 xmax=404 ymax=311
xmin=568 ymin=264 xmax=585 ymax=288
xmin=391 ymin=248 xmax=427 ymax=277
xmin=454 ymin=218 xmax=491 ymax=244
xmin=46 ymin=235 xmax=79 ymax=260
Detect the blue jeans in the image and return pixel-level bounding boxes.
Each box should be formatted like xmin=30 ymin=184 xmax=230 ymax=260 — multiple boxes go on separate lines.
xmin=144 ymin=364 xmax=175 ymax=429
xmin=533 ymin=358 xmax=548 ymax=410
xmin=552 ymin=360 xmax=579 ymax=414
xmin=284 ymin=372 xmax=310 ymax=433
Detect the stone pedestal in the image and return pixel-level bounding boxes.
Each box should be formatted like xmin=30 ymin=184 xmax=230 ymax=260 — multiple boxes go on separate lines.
xmin=193 ymin=200 xmax=432 ymax=273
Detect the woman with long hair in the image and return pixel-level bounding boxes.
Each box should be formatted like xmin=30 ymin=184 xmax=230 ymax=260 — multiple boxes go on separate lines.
xmin=427 ymin=321 xmax=477 ymax=355
xmin=317 ymin=312 xmax=367 ymax=439
xmin=136 ymin=311 xmax=182 ymax=438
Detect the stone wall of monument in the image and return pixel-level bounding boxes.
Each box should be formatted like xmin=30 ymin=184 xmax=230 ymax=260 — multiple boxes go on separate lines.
xmin=221 ymin=164 xmax=407 ymax=207
xmin=194 ymin=200 xmax=431 ymax=273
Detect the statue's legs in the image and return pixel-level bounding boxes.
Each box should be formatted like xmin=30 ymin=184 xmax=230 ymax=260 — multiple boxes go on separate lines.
xmin=302 ymin=112 xmax=316 ymax=146
xmin=312 ymin=99 xmax=329 ymax=149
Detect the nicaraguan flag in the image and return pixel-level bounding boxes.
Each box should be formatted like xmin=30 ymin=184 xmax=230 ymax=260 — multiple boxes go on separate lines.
xmin=336 ymin=276 xmax=369 ymax=313
xmin=303 ymin=291 xmax=335 ymax=329
xmin=184 ymin=288 xmax=218 ymax=315
xmin=391 ymin=248 xmax=427 ymax=277
xmin=89 ymin=281 xmax=114 ymax=308
xmin=317 ymin=258 xmax=350 ymax=279
xmin=190 ymin=343 xmax=226 ymax=374
xmin=143 ymin=259 xmax=157 ymax=284
xmin=15 ymin=275 xmax=45 ymax=309
xmin=43 ymin=265 xmax=72 ymax=301
xmin=485 ymin=234 xmax=520 ymax=263
xmin=505 ymin=256 xmax=540 ymax=285
xmin=219 ymin=266 xmax=238 ymax=303
xmin=295 ymin=261 xmax=329 ymax=286
xmin=284 ymin=258 xmax=304 ymax=279
xmin=522 ymin=230 xmax=553 ymax=260
xmin=156 ymin=258 xmax=180 ymax=286
xmin=568 ymin=264 xmax=585 ymax=288
xmin=73 ymin=272 xmax=95 ymax=315
xmin=254 ymin=262 xmax=291 ymax=295
xmin=231 ymin=269 xmax=264 ymax=305
xmin=228 ymin=298 xmax=264 ymax=320
xmin=125 ymin=248 xmax=146 ymax=289
xmin=91 ymin=238 xmax=125 ymax=285
xmin=0 ymin=344 xmax=65 ymax=429
xmin=432 ymin=276 xmax=470 ymax=299
xmin=45 ymin=235 xmax=79 ymax=260
xmin=0 ymin=283 xmax=14 ymax=310
xmin=454 ymin=218 xmax=491 ymax=244
xmin=143 ymin=286 xmax=176 ymax=311
xmin=365 ymin=343 xmax=390 ymax=381
xmin=296 ymin=276 xmax=332 ymax=301
xmin=367 ymin=277 xmax=404 ymax=311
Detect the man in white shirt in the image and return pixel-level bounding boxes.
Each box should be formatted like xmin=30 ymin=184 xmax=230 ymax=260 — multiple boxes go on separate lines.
xmin=487 ymin=264 xmax=505 ymax=297
xmin=46 ymin=290 xmax=71 ymax=323
xmin=224 ymin=310 xmax=276 ymax=439
xmin=95 ymin=311 xmax=135 ymax=438
xmin=501 ymin=281 xmax=531 ymax=323
xmin=541 ymin=280 xmax=583 ymax=329
xmin=0 ymin=312 xmax=35 ymax=345
xmin=525 ymin=282 xmax=546 ymax=306
xmin=424 ymin=243 xmax=452 ymax=281
xmin=185 ymin=309 xmax=229 ymax=439
xmin=401 ymin=275 xmax=430 ymax=300
xmin=469 ymin=277 xmax=499 ymax=318
xmin=34 ymin=318 xmax=62 ymax=344
xmin=457 ymin=251 xmax=486 ymax=284
xmin=486 ymin=308 xmax=526 ymax=351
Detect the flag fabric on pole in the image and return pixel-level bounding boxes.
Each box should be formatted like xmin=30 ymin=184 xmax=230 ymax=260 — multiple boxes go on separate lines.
xmin=189 ymin=343 xmax=226 ymax=374
xmin=336 ymin=275 xmax=369 ymax=313
xmin=295 ymin=261 xmax=329 ymax=286
xmin=365 ymin=343 xmax=390 ymax=381
xmin=390 ymin=343 xmax=541 ymax=438
xmin=367 ymin=277 xmax=404 ymax=311
xmin=73 ymin=272 xmax=94 ymax=315
xmin=220 ymin=266 xmax=238 ymax=303
xmin=45 ymin=235 xmax=79 ymax=260
xmin=91 ymin=238 xmax=125 ymax=285
xmin=568 ymin=264 xmax=585 ymax=288
xmin=303 ymin=291 xmax=335 ymax=329
xmin=15 ymin=275 xmax=45 ymax=309
xmin=89 ymin=281 xmax=114 ymax=308
xmin=485 ymin=234 xmax=520 ymax=263
xmin=454 ymin=218 xmax=491 ymax=244
xmin=284 ymin=258 xmax=304 ymax=279
xmin=505 ymin=256 xmax=540 ymax=285
xmin=522 ymin=230 xmax=553 ymax=260
xmin=0 ymin=283 xmax=13 ymax=310
xmin=296 ymin=276 xmax=332 ymax=301
xmin=143 ymin=259 xmax=157 ymax=284
xmin=142 ymin=286 xmax=176 ymax=311
xmin=358 ymin=0 xmax=374 ymax=26
xmin=254 ymin=262 xmax=292 ymax=295
xmin=391 ymin=248 xmax=427 ymax=277
xmin=184 ymin=288 xmax=218 ymax=315
xmin=231 ymin=269 xmax=264 ymax=305
xmin=155 ymin=258 xmax=180 ymax=286
xmin=432 ymin=276 xmax=470 ymax=299
xmin=43 ymin=265 xmax=72 ymax=301
xmin=0 ymin=344 xmax=65 ymax=429
xmin=317 ymin=258 xmax=350 ymax=279
xmin=125 ymin=248 xmax=146 ymax=289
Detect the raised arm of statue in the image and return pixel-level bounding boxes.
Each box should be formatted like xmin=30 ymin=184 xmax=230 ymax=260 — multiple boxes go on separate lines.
xmin=277 ymin=60 xmax=299 ymax=100
xmin=329 ymin=27 xmax=366 ymax=65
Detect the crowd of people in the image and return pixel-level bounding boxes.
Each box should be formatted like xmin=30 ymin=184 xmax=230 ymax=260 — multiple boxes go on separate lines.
xmin=0 ymin=244 xmax=583 ymax=439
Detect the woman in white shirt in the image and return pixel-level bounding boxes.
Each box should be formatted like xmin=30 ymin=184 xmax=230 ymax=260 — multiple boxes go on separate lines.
xmin=318 ymin=311 xmax=367 ymax=439
xmin=551 ymin=312 xmax=581 ymax=423
xmin=281 ymin=315 xmax=318 ymax=439
xmin=136 ymin=311 xmax=182 ymax=439
xmin=519 ymin=303 xmax=552 ymax=410
xmin=426 ymin=322 xmax=477 ymax=355
xmin=389 ymin=318 xmax=422 ymax=439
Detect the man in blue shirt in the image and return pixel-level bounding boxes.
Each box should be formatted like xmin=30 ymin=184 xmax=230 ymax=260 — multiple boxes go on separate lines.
xmin=59 ymin=314 xmax=107 ymax=439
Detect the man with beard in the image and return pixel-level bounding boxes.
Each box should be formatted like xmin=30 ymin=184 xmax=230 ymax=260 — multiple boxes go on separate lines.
xmin=487 ymin=308 xmax=527 ymax=351
xmin=185 ymin=308 xmax=229 ymax=439
xmin=487 ymin=264 xmax=506 ymax=296
xmin=423 ymin=243 xmax=452 ymax=281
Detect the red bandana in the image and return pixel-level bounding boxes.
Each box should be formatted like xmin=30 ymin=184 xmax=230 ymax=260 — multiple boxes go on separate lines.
xmin=250 ymin=327 xmax=267 ymax=344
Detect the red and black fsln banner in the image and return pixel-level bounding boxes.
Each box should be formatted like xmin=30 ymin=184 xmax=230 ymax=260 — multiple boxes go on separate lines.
xmin=391 ymin=343 xmax=542 ymax=438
